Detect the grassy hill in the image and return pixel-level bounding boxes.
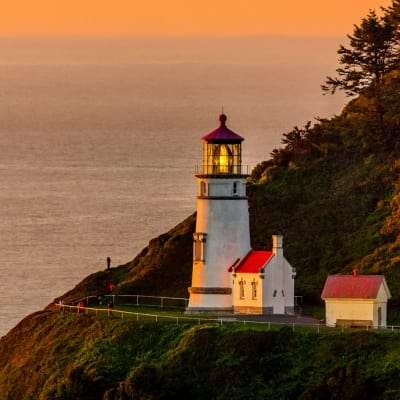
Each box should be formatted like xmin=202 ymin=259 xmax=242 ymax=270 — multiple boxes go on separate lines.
xmin=1 ymin=311 xmax=400 ymax=400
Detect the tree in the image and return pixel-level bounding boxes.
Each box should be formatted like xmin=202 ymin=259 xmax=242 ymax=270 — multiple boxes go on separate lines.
xmin=384 ymin=0 xmax=400 ymax=25
xmin=322 ymin=10 xmax=400 ymax=129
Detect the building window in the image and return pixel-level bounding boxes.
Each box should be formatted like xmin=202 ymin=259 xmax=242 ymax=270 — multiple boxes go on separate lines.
xmin=251 ymin=280 xmax=257 ymax=300
xmin=273 ymin=290 xmax=277 ymax=297
xmin=282 ymin=290 xmax=285 ymax=297
xmin=239 ymin=279 xmax=245 ymax=299
xmin=193 ymin=233 xmax=207 ymax=262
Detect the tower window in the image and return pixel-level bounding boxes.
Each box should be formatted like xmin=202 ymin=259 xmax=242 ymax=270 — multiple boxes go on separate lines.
xmin=193 ymin=233 xmax=207 ymax=262
xmin=251 ymin=280 xmax=257 ymax=300
xmin=233 ymin=182 xmax=238 ymax=195
xmin=239 ymin=279 xmax=245 ymax=299
xmin=212 ymin=144 xmax=233 ymax=174
xmin=200 ymin=181 xmax=207 ymax=196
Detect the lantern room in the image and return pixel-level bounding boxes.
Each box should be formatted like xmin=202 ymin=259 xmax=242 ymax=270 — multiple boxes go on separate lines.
xmin=200 ymin=114 xmax=244 ymax=175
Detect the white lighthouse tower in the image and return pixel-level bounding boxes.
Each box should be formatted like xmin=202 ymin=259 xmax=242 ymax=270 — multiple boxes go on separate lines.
xmin=187 ymin=114 xmax=251 ymax=313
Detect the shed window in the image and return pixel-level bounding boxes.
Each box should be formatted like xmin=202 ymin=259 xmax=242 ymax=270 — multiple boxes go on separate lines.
xmin=239 ymin=280 xmax=245 ymax=300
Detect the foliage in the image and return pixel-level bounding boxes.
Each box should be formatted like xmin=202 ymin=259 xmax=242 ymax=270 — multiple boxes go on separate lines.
xmin=3 ymin=313 xmax=400 ymax=399
xmin=322 ymin=10 xmax=400 ymax=98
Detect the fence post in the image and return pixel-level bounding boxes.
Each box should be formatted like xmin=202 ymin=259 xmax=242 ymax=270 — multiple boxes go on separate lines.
xmin=220 ymin=319 xmax=223 ymax=326
xmin=292 ymin=323 xmax=295 ymax=332
xmin=136 ymin=313 xmax=139 ymax=321
xmin=108 ymin=308 xmax=110 ymax=317
xmin=392 ymin=326 xmax=394 ymax=332
xmin=121 ymin=312 xmax=124 ymax=320
xmin=136 ymin=295 xmax=139 ymax=306
xmin=198 ymin=318 xmax=200 ymax=325
xmin=318 ymin=324 xmax=320 ymax=334
xmin=268 ymin=322 xmax=271 ymax=330
xmin=176 ymin=317 xmax=179 ymax=325
xmin=161 ymin=298 xmax=164 ymax=309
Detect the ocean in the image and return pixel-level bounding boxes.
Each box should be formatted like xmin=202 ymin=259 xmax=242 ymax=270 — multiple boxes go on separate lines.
xmin=0 ymin=36 xmax=344 ymax=336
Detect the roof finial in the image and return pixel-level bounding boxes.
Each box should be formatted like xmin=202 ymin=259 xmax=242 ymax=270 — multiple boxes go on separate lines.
xmin=219 ymin=108 xmax=227 ymax=127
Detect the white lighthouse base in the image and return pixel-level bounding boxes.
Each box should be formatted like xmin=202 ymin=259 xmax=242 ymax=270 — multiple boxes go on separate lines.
xmin=186 ymin=290 xmax=234 ymax=315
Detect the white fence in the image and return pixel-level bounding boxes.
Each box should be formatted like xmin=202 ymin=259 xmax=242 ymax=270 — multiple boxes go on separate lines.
xmin=54 ymin=302 xmax=400 ymax=334
xmin=57 ymin=295 xmax=400 ymax=333
xmin=55 ymin=303 xmax=327 ymax=331
xmin=75 ymin=294 xmax=189 ymax=309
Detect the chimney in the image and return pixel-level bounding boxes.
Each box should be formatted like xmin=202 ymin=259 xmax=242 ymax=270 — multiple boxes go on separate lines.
xmin=272 ymin=235 xmax=283 ymax=256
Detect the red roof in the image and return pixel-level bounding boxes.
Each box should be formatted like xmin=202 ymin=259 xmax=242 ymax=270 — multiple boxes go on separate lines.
xmin=230 ymin=250 xmax=273 ymax=274
xmin=321 ymin=275 xmax=387 ymax=299
xmin=202 ymin=114 xmax=244 ymax=143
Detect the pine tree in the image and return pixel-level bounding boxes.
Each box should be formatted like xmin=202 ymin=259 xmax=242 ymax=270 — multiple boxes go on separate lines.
xmin=322 ymin=10 xmax=400 ymax=130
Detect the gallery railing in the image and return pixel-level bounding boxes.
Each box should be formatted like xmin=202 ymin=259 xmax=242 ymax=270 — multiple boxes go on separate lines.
xmin=195 ymin=164 xmax=250 ymax=175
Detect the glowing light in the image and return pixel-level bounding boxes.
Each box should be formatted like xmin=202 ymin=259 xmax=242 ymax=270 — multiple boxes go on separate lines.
xmin=219 ymin=145 xmax=231 ymax=173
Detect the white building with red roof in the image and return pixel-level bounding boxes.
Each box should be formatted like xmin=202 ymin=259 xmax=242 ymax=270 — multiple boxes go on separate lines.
xmin=321 ymin=271 xmax=391 ymax=328
xmin=230 ymin=235 xmax=296 ymax=314
xmin=186 ymin=115 xmax=296 ymax=315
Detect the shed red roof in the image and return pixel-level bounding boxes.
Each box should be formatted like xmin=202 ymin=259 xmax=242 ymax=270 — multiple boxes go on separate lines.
xmin=321 ymin=275 xmax=386 ymax=299
xmin=229 ymin=250 xmax=273 ymax=274
xmin=202 ymin=114 xmax=244 ymax=143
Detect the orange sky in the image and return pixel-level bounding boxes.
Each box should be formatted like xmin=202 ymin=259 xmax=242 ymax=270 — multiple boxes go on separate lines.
xmin=1 ymin=0 xmax=392 ymax=37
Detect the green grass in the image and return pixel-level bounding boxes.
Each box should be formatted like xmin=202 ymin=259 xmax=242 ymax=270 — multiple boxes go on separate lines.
xmin=6 ymin=310 xmax=400 ymax=399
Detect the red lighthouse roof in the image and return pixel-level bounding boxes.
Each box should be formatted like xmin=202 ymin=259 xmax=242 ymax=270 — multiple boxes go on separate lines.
xmin=321 ymin=274 xmax=390 ymax=299
xmin=229 ymin=250 xmax=273 ymax=274
xmin=202 ymin=114 xmax=244 ymax=144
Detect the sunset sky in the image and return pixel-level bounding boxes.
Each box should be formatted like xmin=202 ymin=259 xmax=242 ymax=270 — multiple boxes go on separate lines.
xmin=1 ymin=0 xmax=392 ymax=37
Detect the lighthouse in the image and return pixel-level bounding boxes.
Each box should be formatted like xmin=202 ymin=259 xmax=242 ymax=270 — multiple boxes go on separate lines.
xmin=187 ymin=114 xmax=251 ymax=313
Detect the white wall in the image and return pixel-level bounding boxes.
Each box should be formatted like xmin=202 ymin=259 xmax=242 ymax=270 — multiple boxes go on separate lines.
xmin=263 ymin=255 xmax=295 ymax=314
xmin=232 ymin=273 xmax=263 ymax=311
xmin=325 ymin=299 xmax=375 ymax=326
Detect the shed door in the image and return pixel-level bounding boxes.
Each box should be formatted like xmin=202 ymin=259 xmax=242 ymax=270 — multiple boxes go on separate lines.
xmin=378 ymin=307 xmax=382 ymax=327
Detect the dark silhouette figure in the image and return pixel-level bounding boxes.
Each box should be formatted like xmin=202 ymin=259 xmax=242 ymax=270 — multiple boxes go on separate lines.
xmin=107 ymin=256 xmax=111 ymax=270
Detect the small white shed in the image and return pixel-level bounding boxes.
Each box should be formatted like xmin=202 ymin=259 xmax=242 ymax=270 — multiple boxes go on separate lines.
xmin=321 ymin=271 xmax=391 ymax=328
